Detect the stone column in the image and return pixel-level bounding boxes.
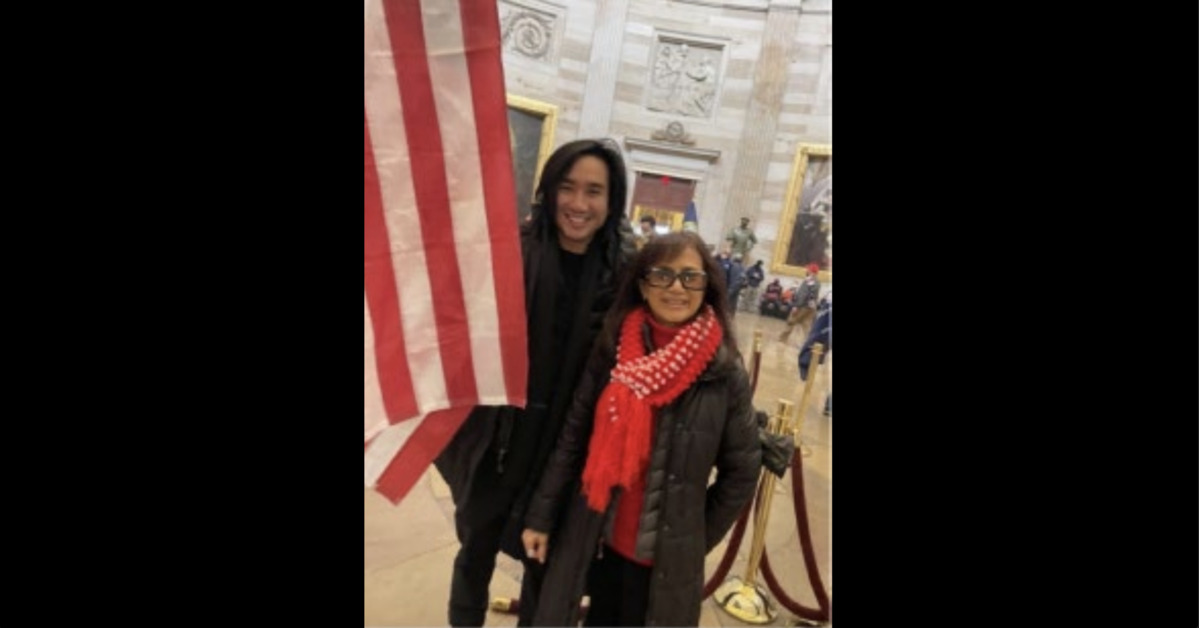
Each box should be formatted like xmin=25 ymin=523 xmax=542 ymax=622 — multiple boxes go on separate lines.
xmin=577 ymin=0 xmax=631 ymax=138
xmin=722 ymin=1 xmax=801 ymax=252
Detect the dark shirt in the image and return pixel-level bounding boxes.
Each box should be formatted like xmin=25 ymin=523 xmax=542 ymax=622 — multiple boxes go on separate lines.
xmin=526 ymin=249 xmax=584 ymax=404
xmin=509 ymin=248 xmax=586 ymax=489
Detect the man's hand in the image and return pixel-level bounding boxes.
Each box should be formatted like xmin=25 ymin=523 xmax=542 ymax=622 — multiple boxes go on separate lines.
xmin=522 ymin=529 xmax=549 ymax=564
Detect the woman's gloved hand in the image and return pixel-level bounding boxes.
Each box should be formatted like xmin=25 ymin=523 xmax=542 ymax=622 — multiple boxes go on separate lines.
xmin=754 ymin=409 xmax=795 ymax=478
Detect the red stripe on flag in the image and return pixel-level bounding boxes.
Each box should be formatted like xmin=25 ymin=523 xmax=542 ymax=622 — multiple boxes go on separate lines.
xmin=364 ymin=109 xmax=418 ymax=423
xmin=383 ymin=0 xmax=478 ymax=406
xmin=459 ymin=1 xmax=528 ymax=405
xmin=374 ymin=405 xmax=473 ymax=504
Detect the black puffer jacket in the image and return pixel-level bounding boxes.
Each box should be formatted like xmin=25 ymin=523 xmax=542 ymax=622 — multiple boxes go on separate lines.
xmin=524 ymin=321 xmax=761 ymax=627
xmin=433 ymin=208 xmax=636 ymax=532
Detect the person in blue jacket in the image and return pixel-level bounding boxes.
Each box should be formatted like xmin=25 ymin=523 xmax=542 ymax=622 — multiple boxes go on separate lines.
xmin=798 ymin=291 xmax=831 ymax=416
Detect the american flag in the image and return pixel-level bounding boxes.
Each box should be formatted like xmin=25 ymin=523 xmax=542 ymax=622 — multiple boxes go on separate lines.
xmin=364 ymin=0 xmax=528 ymax=504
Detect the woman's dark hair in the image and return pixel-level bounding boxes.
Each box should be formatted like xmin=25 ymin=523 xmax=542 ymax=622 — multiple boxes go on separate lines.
xmin=600 ymin=231 xmax=739 ymax=357
xmin=527 ymin=138 xmax=628 ymax=244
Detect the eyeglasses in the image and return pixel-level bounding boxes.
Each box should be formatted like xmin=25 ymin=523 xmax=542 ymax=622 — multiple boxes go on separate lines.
xmin=643 ymin=267 xmax=708 ymax=291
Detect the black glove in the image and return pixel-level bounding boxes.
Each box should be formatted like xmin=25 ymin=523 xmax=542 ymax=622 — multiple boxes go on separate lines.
xmin=754 ymin=410 xmax=795 ymax=478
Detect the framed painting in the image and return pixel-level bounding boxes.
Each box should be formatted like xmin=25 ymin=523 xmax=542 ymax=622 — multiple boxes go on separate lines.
xmin=506 ymin=94 xmax=558 ymax=223
xmin=771 ymin=143 xmax=832 ymax=281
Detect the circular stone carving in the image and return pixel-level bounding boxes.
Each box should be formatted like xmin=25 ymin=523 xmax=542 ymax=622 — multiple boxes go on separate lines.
xmin=506 ymin=12 xmax=551 ymax=58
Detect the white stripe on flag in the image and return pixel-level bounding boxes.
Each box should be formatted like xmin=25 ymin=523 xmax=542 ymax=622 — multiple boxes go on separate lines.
xmin=364 ymin=0 xmax=448 ymax=419
xmin=420 ymin=0 xmax=508 ymax=405
xmin=364 ymin=294 xmax=389 ymax=442
xmin=364 ymin=418 xmax=421 ymax=487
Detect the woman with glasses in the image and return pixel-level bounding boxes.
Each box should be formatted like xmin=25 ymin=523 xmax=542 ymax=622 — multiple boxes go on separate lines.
xmin=519 ymin=231 xmax=762 ymax=627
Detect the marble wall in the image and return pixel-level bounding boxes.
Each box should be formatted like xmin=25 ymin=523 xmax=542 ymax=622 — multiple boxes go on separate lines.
xmin=500 ymin=0 xmax=831 ymax=282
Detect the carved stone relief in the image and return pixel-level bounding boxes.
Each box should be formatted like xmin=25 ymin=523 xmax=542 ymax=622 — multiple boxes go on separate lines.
xmin=499 ymin=1 xmax=560 ymax=62
xmin=647 ymin=41 xmax=723 ymax=118
xmin=651 ymin=121 xmax=696 ymax=145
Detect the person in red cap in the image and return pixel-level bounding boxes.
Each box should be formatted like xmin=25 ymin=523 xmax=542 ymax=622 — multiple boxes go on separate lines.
xmin=779 ymin=263 xmax=821 ymax=342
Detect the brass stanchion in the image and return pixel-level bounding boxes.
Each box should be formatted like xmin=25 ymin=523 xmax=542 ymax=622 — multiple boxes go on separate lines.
xmin=793 ymin=343 xmax=824 ymax=457
xmin=714 ymin=399 xmax=793 ymax=624
xmin=701 ymin=329 xmax=766 ymax=600
xmin=751 ymin=341 xmax=829 ymax=625
xmin=749 ymin=330 xmax=763 ymax=391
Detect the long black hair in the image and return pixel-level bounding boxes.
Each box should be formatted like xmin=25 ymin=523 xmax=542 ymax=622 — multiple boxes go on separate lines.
xmin=598 ymin=231 xmax=740 ymax=360
xmin=524 ymin=138 xmax=629 ymax=253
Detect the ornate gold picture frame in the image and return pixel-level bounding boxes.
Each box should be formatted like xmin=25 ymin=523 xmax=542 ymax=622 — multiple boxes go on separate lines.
xmin=506 ymin=94 xmax=558 ymax=222
xmin=771 ymin=143 xmax=832 ymax=281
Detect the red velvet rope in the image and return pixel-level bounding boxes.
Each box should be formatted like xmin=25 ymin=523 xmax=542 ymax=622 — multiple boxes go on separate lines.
xmin=700 ymin=342 xmax=763 ymax=599
xmin=758 ymin=450 xmax=831 ymax=622
xmin=701 ymin=486 xmax=755 ymax=598
xmin=749 ymin=345 xmax=762 ymax=394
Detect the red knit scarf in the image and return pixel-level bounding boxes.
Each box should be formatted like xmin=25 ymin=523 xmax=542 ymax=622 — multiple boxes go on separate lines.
xmin=580 ymin=305 xmax=724 ymax=512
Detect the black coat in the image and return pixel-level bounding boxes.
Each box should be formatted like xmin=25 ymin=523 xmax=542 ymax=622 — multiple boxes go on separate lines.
xmin=433 ymin=209 xmax=635 ymax=551
xmin=524 ymin=323 xmax=762 ymax=627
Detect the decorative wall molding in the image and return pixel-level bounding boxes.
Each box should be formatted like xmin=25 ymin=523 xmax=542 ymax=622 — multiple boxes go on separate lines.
xmin=651 ymin=121 xmax=696 ymax=146
xmin=625 ymin=137 xmax=720 ymax=166
xmin=661 ymin=0 xmax=769 ymax=11
xmin=499 ymin=0 xmax=566 ymax=63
